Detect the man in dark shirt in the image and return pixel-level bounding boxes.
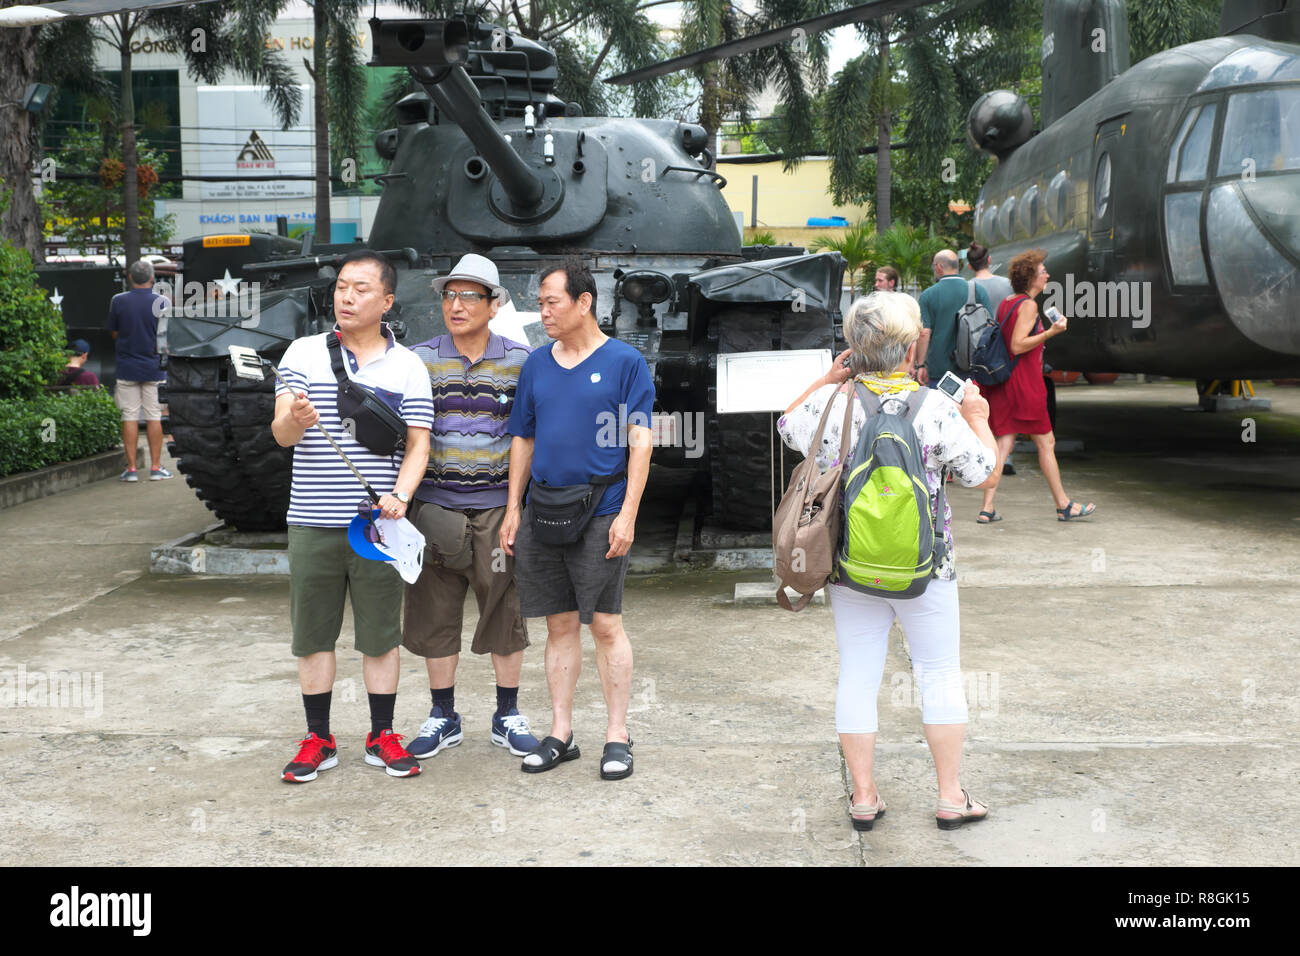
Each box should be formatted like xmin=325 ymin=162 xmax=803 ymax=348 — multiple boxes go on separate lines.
xmin=108 ymin=260 xmax=170 ymax=482
xmin=59 ymin=340 xmax=100 ymax=389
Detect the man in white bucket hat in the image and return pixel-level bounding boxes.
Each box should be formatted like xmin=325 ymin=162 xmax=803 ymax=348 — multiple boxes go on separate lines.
xmin=402 ymin=254 xmax=541 ymax=764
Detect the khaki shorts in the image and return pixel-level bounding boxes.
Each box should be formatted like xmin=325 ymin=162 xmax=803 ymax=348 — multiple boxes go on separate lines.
xmin=287 ymin=525 xmax=404 ymax=658
xmin=115 ymin=380 xmax=163 ymax=421
xmin=402 ymin=503 xmax=529 ymax=659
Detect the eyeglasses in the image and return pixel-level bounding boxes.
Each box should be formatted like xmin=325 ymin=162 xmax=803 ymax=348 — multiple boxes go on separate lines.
xmin=441 ymin=290 xmax=493 ymax=303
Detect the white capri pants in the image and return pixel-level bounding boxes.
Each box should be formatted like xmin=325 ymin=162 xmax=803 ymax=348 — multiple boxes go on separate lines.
xmin=828 ymin=578 xmax=968 ymax=734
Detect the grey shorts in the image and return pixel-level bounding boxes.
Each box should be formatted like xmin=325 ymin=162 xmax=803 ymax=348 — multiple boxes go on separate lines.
xmin=513 ymin=508 xmax=629 ymax=624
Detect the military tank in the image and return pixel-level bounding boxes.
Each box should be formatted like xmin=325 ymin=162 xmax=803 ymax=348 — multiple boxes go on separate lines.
xmin=161 ymin=15 xmax=845 ymax=532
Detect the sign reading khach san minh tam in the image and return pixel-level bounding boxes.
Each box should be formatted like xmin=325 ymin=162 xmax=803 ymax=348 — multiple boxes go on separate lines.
xmin=197 ymin=86 xmax=312 ymax=200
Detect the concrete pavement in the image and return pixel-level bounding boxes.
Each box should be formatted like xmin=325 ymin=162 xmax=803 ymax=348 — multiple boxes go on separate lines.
xmin=0 ymin=381 xmax=1297 ymax=865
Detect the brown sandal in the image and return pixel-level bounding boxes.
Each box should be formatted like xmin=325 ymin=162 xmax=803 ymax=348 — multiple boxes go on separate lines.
xmin=936 ymin=788 xmax=988 ymax=830
xmin=849 ymin=794 xmax=886 ymax=831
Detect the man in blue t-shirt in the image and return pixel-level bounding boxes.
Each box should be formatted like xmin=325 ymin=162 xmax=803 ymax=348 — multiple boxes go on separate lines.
xmin=500 ymin=261 xmax=653 ymax=781
xmin=108 ymin=260 xmax=171 ymax=481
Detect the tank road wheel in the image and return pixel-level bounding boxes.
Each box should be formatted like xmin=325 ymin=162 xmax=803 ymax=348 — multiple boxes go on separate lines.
xmin=706 ymin=306 xmax=834 ymax=531
xmin=162 ymin=356 xmax=292 ymax=532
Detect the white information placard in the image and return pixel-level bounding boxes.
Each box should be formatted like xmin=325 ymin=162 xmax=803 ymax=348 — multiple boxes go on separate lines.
xmin=716 ymin=349 xmax=833 ymax=414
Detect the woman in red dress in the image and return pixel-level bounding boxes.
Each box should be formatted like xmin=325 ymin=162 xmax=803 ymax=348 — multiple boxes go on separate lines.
xmin=978 ymin=250 xmax=1097 ymax=522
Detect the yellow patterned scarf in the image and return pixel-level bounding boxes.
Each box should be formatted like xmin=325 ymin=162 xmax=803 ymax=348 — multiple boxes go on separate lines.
xmin=857 ymin=371 xmax=920 ymax=396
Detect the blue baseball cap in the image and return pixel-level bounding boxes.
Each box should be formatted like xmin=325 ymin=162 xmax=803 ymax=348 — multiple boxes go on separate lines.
xmin=68 ymin=339 xmax=90 ymax=355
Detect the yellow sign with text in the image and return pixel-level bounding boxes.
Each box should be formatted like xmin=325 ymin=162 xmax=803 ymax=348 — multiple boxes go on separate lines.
xmin=202 ymin=235 xmax=252 ymax=247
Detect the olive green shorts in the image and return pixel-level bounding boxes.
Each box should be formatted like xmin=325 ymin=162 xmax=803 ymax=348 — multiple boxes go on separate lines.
xmin=287 ymin=525 xmax=404 ymax=658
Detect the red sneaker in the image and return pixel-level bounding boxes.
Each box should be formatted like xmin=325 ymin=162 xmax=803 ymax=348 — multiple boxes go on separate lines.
xmin=364 ymin=730 xmax=421 ymax=778
xmin=282 ymin=732 xmax=338 ymax=783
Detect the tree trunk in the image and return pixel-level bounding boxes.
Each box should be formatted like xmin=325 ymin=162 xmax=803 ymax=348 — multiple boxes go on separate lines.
xmin=875 ymin=34 xmax=891 ymax=234
xmin=313 ymin=0 xmax=331 ymax=241
xmin=0 ymin=2 xmax=42 ymax=262
xmin=119 ymin=14 xmax=140 ymax=266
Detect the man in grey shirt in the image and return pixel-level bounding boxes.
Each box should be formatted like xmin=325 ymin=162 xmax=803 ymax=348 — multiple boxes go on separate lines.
xmin=967 ymin=242 xmax=1013 ymax=312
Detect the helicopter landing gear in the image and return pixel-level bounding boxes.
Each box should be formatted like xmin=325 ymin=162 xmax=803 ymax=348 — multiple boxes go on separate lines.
xmin=1195 ymin=379 xmax=1272 ymax=413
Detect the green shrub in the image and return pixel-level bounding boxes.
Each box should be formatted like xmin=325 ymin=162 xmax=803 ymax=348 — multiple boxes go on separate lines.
xmin=0 ymin=238 xmax=67 ymax=399
xmin=0 ymin=388 xmax=122 ymax=477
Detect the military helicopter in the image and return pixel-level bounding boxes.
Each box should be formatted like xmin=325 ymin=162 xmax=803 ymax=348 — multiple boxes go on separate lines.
xmin=610 ymin=0 xmax=1300 ymax=397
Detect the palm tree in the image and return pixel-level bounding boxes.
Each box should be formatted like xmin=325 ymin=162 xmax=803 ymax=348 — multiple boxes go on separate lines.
xmin=871 ymin=223 xmax=945 ymax=290
xmin=810 ymin=218 xmax=874 ymax=294
xmin=821 ymin=0 xmax=1040 ymax=233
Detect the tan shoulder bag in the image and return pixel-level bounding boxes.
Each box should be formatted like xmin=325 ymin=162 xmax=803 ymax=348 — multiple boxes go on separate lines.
xmin=772 ymin=384 xmax=856 ymax=611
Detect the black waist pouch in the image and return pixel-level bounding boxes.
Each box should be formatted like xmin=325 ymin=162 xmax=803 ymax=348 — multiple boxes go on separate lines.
xmin=528 ymin=472 xmax=625 ymax=545
xmin=328 ymin=333 xmax=406 ymax=456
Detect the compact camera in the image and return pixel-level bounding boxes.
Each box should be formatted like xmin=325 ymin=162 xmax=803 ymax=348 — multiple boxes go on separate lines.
xmin=934 ymin=370 xmax=966 ymax=404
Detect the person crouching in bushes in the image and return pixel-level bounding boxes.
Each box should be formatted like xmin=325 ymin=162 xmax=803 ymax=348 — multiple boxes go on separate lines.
xmin=777 ymin=292 xmax=999 ymax=831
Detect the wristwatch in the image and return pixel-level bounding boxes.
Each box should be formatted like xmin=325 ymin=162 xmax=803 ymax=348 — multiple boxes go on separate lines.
xmin=394 ymin=491 xmax=410 ymax=504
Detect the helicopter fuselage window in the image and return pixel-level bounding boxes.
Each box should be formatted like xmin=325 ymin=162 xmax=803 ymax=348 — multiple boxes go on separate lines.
xmin=1217 ymin=87 xmax=1300 ymax=176
xmin=1094 ymin=153 xmax=1112 ymax=220
xmin=1046 ymin=171 xmax=1070 ymax=230
xmin=1020 ymin=184 xmax=1040 ymax=236
xmin=983 ymin=203 xmax=998 ymax=241
xmin=999 ymin=196 xmax=1017 ymax=241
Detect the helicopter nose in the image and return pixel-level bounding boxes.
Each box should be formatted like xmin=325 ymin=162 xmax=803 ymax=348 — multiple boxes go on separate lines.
xmin=1205 ymin=178 xmax=1300 ymax=355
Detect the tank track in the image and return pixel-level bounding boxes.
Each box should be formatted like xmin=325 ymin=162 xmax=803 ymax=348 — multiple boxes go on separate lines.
xmin=162 ymin=356 xmax=291 ymax=532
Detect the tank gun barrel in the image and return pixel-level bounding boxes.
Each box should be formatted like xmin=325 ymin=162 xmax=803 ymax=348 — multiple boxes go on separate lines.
xmin=369 ymin=18 xmax=545 ymax=211
xmin=413 ymin=65 xmax=545 ymax=209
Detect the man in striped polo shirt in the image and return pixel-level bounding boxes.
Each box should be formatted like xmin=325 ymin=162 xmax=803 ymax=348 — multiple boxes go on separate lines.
xmin=402 ymin=254 xmax=540 ymax=762
xmin=272 ymin=250 xmax=434 ymax=783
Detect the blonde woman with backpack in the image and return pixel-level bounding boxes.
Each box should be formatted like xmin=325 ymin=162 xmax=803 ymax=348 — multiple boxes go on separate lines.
xmin=777 ymin=292 xmax=999 ymax=832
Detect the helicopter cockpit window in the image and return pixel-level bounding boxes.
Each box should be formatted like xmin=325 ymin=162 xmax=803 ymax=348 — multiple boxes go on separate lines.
xmin=1217 ymin=88 xmax=1300 ymax=176
xmin=1198 ymin=46 xmax=1300 ymax=92
xmin=1164 ymin=192 xmax=1209 ymax=285
xmin=1095 ymin=153 xmax=1111 ymax=219
xmin=1019 ymin=184 xmax=1040 ymax=236
xmin=1046 ymin=171 xmax=1070 ymax=229
xmin=1167 ymin=104 xmax=1217 ymax=183
xmin=999 ymin=197 xmax=1016 ymax=240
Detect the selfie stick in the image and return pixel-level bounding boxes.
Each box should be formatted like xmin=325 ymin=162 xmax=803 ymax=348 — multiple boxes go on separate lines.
xmin=227 ymin=345 xmax=382 ymax=505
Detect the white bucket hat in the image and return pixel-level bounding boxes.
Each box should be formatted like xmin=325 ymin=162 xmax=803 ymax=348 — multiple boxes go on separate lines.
xmin=432 ymin=253 xmax=510 ymax=305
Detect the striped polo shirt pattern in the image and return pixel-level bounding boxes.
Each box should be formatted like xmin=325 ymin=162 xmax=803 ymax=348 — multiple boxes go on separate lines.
xmin=275 ymin=324 xmax=434 ymax=527
xmin=410 ymin=333 xmax=530 ymax=511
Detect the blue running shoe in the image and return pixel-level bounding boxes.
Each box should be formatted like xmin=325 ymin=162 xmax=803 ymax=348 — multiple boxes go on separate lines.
xmin=491 ymin=708 xmax=541 ymax=756
xmin=406 ymin=706 xmax=463 ymax=759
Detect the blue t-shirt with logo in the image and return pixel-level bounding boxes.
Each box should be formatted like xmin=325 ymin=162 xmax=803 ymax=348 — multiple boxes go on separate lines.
xmin=507 ymin=338 xmax=655 ymax=516
xmin=108 ymin=287 xmax=165 ymax=382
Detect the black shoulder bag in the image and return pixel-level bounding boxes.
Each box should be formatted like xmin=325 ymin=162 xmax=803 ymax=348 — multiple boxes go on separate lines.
xmin=528 ymin=471 xmax=626 ymax=545
xmin=327 ymin=333 xmax=407 ymax=456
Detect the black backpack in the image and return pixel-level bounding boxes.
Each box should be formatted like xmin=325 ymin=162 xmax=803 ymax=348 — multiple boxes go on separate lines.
xmin=959 ymin=286 xmax=1022 ymax=387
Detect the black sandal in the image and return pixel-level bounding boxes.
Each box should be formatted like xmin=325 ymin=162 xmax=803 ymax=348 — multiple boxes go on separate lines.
xmin=599 ymin=738 xmax=633 ymax=781
xmin=521 ymin=734 xmax=580 ymax=774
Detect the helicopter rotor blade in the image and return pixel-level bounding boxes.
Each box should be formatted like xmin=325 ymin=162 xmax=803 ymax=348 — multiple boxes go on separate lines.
xmin=603 ymin=0 xmax=942 ymax=85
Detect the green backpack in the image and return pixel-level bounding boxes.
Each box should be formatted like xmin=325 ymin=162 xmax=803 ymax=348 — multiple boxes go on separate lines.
xmin=835 ymin=383 xmax=947 ymax=598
